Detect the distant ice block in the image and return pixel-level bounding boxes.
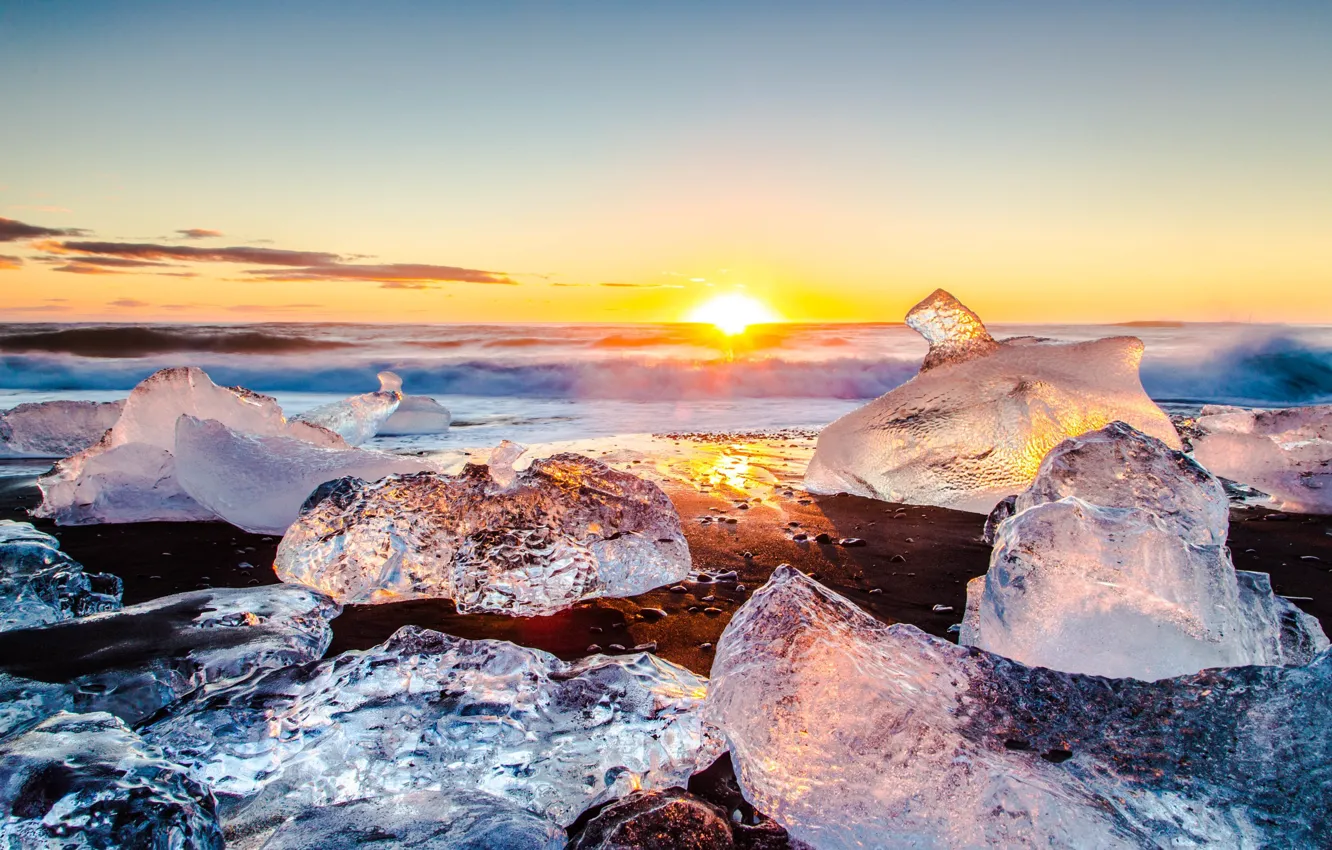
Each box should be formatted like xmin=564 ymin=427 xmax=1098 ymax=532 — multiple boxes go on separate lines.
xmin=274 ymin=453 xmax=690 ymax=615
xmin=293 ymin=370 xmax=404 ymax=446
xmin=1192 ymin=404 xmax=1332 ymax=514
xmin=174 ymin=415 xmax=438 ymax=535
xmin=804 ymin=289 xmax=1180 ymax=513
xmin=707 ymin=566 xmax=1332 ymax=849
xmin=145 ymin=626 xmax=715 ymax=831
xmin=0 ymin=712 xmax=224 ymax=849
xmin=0 ymin=399 xmax=123 ymax=458
xmin=0 ymin=519 xmax=121 ymax=632
xmin=378 ymin=395 xmax=452 ymax=436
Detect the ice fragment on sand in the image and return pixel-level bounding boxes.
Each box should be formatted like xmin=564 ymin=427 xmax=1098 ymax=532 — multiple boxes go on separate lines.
xmin=805 ymin=289 xmax=1180 ymax=513
xmin=293 ymin=370 xmax=403 ymax=446
xmin=567 ymin=788 xmax=734 ymax=850
xmin=708 ymin=566 xmax=1332 ymax=849
xmin=1192 ymin=404 xmax=1332 ymax=514
xmin=0 ymin=519 xmax=121 ymax=632
xmin=379 ymin=395 xmax=453 ymax=436
xmin=488 ymin=439 xmax=528 ymax=489
xmin=0 ymin=712 xmax=223 ymax=849
xmin=0 ymin=399 xmax=123 ymax=459
xmin=274 ymin=453 xmax=690 ymax=615
xmin=145 ymin=626 xmax=716 ymax=830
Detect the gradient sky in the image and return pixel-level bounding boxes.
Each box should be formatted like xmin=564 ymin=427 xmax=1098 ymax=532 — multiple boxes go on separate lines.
xmin=1 ymin=1 xmax=1329 ymax=324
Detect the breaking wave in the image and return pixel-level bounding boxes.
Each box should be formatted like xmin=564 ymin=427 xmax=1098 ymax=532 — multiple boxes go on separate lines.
xmin=0 ymin=326 xmax=351 ymax=357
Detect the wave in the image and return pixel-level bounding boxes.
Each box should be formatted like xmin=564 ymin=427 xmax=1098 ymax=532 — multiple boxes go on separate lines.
xmin=0 ymin=326 xmax=352 ymax=358
xmin=1140 ymin=334 xmax=1332 ymax=406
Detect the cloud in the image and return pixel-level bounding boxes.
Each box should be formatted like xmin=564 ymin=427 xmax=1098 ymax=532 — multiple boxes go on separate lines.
xmin=0 ymin=217 xmax=89 ymax=243
xmin=107 ymin=298 xmax=149 ymax=308
xmin=176 ymin=228 xmax=223 ymax=239
xmin=53 ymin=263 xmax=123 ymax=275
xmin=227 ymin=303 xmax=321 ymax=313
xmin=598 ymin=282 xmax=684 ymax=289
xmin=245 ymin=263 xmax=513 ymax=285
xmin=1 ymin=304 xmax=71 ymax=312
xmin=157 ymin=271 xmax=199 ymax=278
xmin=0 ymin=254 xmax=21 ymax=270
xmin=50 ymin=241 xmax=341 ymax=266
xmin=41 ymin=255 xmax=175 ymax=269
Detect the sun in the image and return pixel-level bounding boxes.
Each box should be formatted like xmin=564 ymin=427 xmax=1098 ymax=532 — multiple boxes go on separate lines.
xmin=686 ymin=293 xmax=781 ymax=335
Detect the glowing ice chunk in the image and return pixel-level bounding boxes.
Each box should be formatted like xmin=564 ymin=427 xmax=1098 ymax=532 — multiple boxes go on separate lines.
xmin=293 ymin=370 xmax=404 ymax=446
xmin=0 ymin=519 xmax=121 ymax=632
xmin=1193 ymin=404 xmax=1332 ymax=514
xmin=0 ymin=399 xmax=123 ymax=458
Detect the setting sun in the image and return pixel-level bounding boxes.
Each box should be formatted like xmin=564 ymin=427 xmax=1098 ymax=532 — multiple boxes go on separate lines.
xmin=686 ymin=294 xmax=782 ymax=335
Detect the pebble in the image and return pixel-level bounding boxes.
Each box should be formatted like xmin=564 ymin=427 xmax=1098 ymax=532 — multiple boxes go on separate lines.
xmin=609 ymin=644 xmax=627 ymax=652
xmin=1300 ymin=555 xmax=1321 ymax=561
xmin=787 ymin=521 xmax=802 ymax=528
xmin=868 ymin=588 xmax=883 ymax=595
xmin=590 ymin=626 xmax=603 ymax=633
xmin=814 ymin=532 xmax=832 ymax=543
xmin=237 ymin=561 xmax=254 ymax=570
xmin=714 ymin=570 xmax=739 ymax=581
xmin=669 ymin=585 xmax=688 ymax=593
xmin=735 ymin=584 xmax=746 ymax=592
xmin=639 ymin=608 xmax=669 ymax=621
xmin=792 ymin=533 xmax=809 ymax=542
xmin=699 ymin=642 xmax=714 ymax=650
xmin=890 ymin=554 xmax=907 ymax=563
xmin=704 ymin=607 xmax=724 ymax=615
xmin=702 ymin=595 xmax=716 ymax=602
xmin=724 ymin=517 xmax=739 ymax=524
xmin=932 ymin=604 xmax=954 ymax=613
xmin=742 ymin=551 xmax=753 ymax=559
xmin=904 ymin=537 xmax=914 ymax=543
xmin=587 ymin=644 xmax=602 ymax=653
xmin=632 ymin=642 xmax=658 ymax=652
xmin=947 ymin=624 xmax=961 ymax=633
xmin=837 ymin=537 xmax=866 ymax=547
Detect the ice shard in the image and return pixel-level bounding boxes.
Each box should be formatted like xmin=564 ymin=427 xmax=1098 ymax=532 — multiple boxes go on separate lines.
xmin=708 ymin=566 xmax=1332 ymax=849
xmin=273 ymin=453 xmax=690 ymax=615
xmin=804 ymin=289 xmax=1180 ymax=513
xmin=293 ymin=370 xmax=404 ymax=446
xmin=379 ymin=394 xmax=452 ymax=436
xmin=0 ymin=712 xmax=224 ymax=849
xmin=1192 ymin=403 xmax=1332 ymax=514
xmin=145 ymin=626 xmax=715 ymax=831
xmin=0 ymin=399 xmax=123 ymax=459
xmin=0 ymin=519 xmax=121 ymax=632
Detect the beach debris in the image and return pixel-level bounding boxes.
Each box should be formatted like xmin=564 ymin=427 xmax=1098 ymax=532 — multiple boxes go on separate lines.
xmin=292 ymin=370 xmax=403 ymax=446
xmin=273 ymin=453 xmax=690 ymax=616
xmin=707 ymin=566 xmax=1332 ymax=849
xmin=144 ymin=626 xmax=716 ymax=831
xmin=1192 ymin=403 xmax=1332 ymax=514
xmin=568 ymin=788 xmax=733 ymax=850
xmin=961 ymin=423 xmax=1327 ymax=680
xmin=0 ymin=519 xmax=121 ymax=632
xmin=0 ymin=712 xmax=224 ymax=849
xmin=0 ymin=399 xmax=124 ymax=459
xmin=804 ymin=289 xmax=1179 ymax=513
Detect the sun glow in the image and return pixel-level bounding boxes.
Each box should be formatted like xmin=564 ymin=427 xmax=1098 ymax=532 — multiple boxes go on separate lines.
xmin=686 ymin=294 xmax=781 ymax=335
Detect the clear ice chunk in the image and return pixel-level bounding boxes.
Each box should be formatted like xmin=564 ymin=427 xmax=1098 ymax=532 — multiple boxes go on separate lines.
xmin=0 ymin=399 xmax=124 ymax=459
xmin=378 ymin=395 xmax=453 ymax=437
xmin=273 ymin=453 xmax=690 ymax=615
xmin=0 ymin=712 xmax=224 ymax=849
xmin=804 ymin=289 xmax=1180 ymax=513
xmin=0 ymin=519 xmax=121 ymax=632
xmin=567 ymin=789 xmax=735 ymax=850
xmin=707 ymin=566 xmax=1332 ymax=849
xmin=293 ymin=370 xmax=404 ymax=446
xmin=1192 ymin=404 xmax=1332 ymax=514
xmin=144 ymin=626 xmax=716 ymax=832
xmin=174 ymin=415 xmax=439 ymax=534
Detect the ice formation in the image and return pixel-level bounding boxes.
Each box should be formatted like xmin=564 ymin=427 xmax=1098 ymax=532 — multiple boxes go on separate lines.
xmin=0 ymin=712 xmax=223 ymax=849
xmin=960 ymin=423 xmax=1327 ymax=680
xmin=274 ymin=453 xmax=690 ymax=615
xmin=0 ymin=399 xmax=123 ymax=458
xmin=174 ymin=415 xmax=437 ymax=534
xmin=0 ymin=519 xmax=121 ymax=632
xmin=804 ymin=289 xmax=1180 ymax=513
xmin=293 ymin=370 xmax=404 ymax=446
xmin=1192 ymin=403 xmax=1332 ymax=514
xmin=0 ymin=585 xmax=338 ymax=739
xmin=34 ymin=367 xmax=346 ymax=525
xmin=708 ymin=566 xmax=1332 ymax=849
xmin=568 ymin=789 xmax=735 ymax=850
xmin=145 ymin=626 xmax=715 ymax=831
xmin=378 ymin=394 xmax=452 ymax=436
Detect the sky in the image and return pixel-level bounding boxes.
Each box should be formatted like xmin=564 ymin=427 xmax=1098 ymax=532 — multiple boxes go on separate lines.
xmin=1 ymin=1 xmax=1329 ymax=325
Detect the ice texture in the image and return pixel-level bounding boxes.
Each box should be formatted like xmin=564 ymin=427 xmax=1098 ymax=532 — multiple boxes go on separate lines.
xmin=708 ymin=566 xmax=1332 ymax=849
xmin=0 ymin=519 xmax=121 ymax=632
xmin=145 ymin=626 xmax=715 ymax=831
xmin=0 ymin=585 xmax=338 ymax=739
xmin=567 ymin=789 xmax=735 ymax=850
xmin=273 ymin=453 xmax=690 ymax=615
xmin=34 ymin=367 xmax=346 ymax=525
xmin=1193 ymin=404 xmax=1332 ymax=513
xmin=378 ymin=395 xmax=452 ymax=436
xmin=0 ymin=712 xmax=223 ymax=849
xmin=0 ymin=399 xmax=123 ymax=459
xmin=293 ymin=370 xmax=404 ymax=446
xmin=174 ymin=415 xmax=438 ymax=534
xmin=804 ymin=289 xmax=1180 ymax=513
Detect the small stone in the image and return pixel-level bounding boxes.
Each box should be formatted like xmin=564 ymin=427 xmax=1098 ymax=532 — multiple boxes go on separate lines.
xmin=587 ymin=644 xmax=602 ymax=652
xmin=608 ymin=644 xmax=627 ymax=651
xmin=904 ymin=537 xmax=915 ymax=543
xmin=868 ymin=588 xmax=883 ymax=595
xmin=639 ymin=608 xmax=669 ymax=621
xmin=632 ymin=642 xmax=658 ymax=652
xmin=793 ymin=533 xmax=809 ymax=542
xmin=669 ymin=585 xmax=688 ymax=593
xmin=704 ymin=607 xmax=724 ymax=615
xmin=932 ymin=604 xmax=954 ymax=613
xmin=837 ymin=537 xmax=866 ymax=547
xmin=814 ymin=532 xmax=833 ymax=544
xmin=890 ymin=554 xmax=907 ymax=563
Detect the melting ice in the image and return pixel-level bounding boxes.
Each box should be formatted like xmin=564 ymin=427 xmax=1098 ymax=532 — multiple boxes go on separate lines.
xmin=0 ymin=519 xmax=121 ymax=632
xmin=1192 ymin=403 xmax=1332 ymax=514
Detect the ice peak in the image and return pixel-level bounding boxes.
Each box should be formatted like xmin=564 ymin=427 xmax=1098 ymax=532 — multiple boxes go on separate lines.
xmin=376 ymin=370 xmax=403 ymax=395
xmin=488 ymin=439 xmax=528 ymax=488
xmin=905 ymin=288 xmax=1000 ymax=370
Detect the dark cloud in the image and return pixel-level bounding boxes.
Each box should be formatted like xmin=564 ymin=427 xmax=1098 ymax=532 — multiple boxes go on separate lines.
xmin=108 ymin=298 xmax=149 ymax=308
xmin=176 ymin=228 xmax=223 ymax=239
xmin=0 ymin=254 xmax=22 ymax=270
xmin=245 ymin=263 xmax=513 ymax=285
xmin=0 ymin=217 xmax=89 ymax=242
xmin=52 ymin=241 xmax=342 ymax=266
xmin=157 ymin=271 xmax=199 ymax=278
xmin=43 ymin=255 xmax=175 ymax=269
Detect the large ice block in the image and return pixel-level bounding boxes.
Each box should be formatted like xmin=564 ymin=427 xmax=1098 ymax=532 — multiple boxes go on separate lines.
xmin=707 ymin=566 xmax=1332 ymax=849
xmin=804 ymin=290 xmax=1180 ymax=513
xmin=293 ymin=370 xmax=404 ymax=446
xmin=379 ymin=395 xmax=453 ymax=436
xmin=273 ymin=453 xmax=690 ymax=615
xmin=0 ymin=399 xmax=123 ymax=458
xmin=0 ymin=712 xmax=224 ymax=849
xmin=145 ymin=626 xmax=715 ymax=831
xmin=1192 ymin=404 xmax=1332 ymax=513
xmin=0 ymin=519 xmax=121 ymax=632
xmin=174 ymin=415 xmax=438 ymax=534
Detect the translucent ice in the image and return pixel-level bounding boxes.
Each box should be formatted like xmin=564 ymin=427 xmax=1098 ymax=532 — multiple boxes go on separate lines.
xmin=174 ymin=415 xmax=438 ymax=534
xmin=0 ymin=399 xmax=123 ymax=459
xmin=378 ymin=395 xmax=453 ymax=436
xmin=804 ymin=289 xmax=1180 ymax=513
xmin=0 ymin=712 xmax=223 ymax=849
xmin=707 ymin=566 xmax=1332 ymax=849
xmin=293 ymin=370 xmax=404 ymax=446
xmin=1193 ymin=404 xmax=1332 ymax=513
xmin=273 ymin=453 xmax=690 ymax=615
xmin=567 ymin=789 xmax=735 ymax=850
xmin=0 ymin=519 xmax=121 ymax=632
xmin=145 ymin=626 xmax=715 ymax=831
